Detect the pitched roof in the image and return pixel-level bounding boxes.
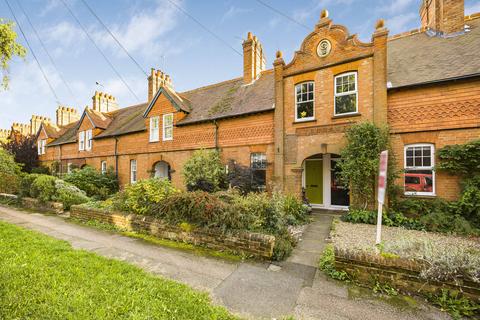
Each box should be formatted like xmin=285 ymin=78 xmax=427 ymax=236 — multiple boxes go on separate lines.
xmin=46 ymin=122 xmax=78 ymax=146
xmin=96 ymin=103 xmax=147 ymax=138
xmin=176 ymin=70 xmax=275 ymax=125
xmin=85 ymin=108 xmax=113 ymax=129
xmin=387 ymin=17 xmax=480 ymax=89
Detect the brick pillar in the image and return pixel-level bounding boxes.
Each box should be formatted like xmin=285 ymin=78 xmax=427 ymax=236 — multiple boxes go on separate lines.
xmin=273 ymin=51 xmax=285 ymax=192
xmin=291 ymin=167 xmax=304 ymax=200
xmin=372 ymin=20 xmax=389 ymax=126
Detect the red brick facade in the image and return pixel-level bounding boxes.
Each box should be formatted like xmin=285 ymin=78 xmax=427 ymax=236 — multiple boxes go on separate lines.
xmin=29 ymin=3 xmax=480 ymax=205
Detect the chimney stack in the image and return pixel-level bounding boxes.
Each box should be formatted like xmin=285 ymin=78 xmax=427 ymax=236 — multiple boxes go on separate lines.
xmin=56 ymin=106 xmax=80 ymax=127
xmin=148 ymin=69 xmax=173 ymax=102
xmin=92 ymin=91 xmax=119 ymax=113
xmin=11 ymin=122 xmax=31 ymax=136
xmin=420 ymin=0 xmax=465 ymax=35
xmin=0 ymin=129 xmax=11 ymax=141
xmin=30 ymin=115 xmax=51 ymax=135
xmin=243 ymin=32 xmax=266 ymax=84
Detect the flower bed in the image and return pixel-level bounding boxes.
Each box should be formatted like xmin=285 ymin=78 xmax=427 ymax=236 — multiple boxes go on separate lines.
xmin=331 ymin=221 xmax=480 ymax=301
xmin=71 ymin=205 xmax=275 ymax=258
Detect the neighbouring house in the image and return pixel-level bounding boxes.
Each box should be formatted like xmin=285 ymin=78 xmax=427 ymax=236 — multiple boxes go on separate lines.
xmin=10 ymin=0 xmax=477 ymax=209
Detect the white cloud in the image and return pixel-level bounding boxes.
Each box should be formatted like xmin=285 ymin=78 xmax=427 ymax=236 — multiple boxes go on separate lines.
xmin=92 ymin=0 xmax=182 ymax=60
xmin=378 ymin=0 xmax=416 ymax=15
xmin=221 ymin=6 xmax=252 ymax=23
xmin=43 ymin=21 xmax=86 ymax=57
xmin=466 ymin=1 xmax=480 ymax=15
xmin=386 ymin=12 xmax=417 ymax=34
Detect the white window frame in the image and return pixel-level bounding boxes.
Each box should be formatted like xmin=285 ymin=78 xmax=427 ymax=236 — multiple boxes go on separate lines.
xmin=101 ymin=161 xmax=107 ymax=174
xmin=41 ymin=139 xmax=46 ymax=155
xmin=86 ymin=129 xmax=92 ymax=151
xmin=404 ymin=143 xmax=435 ymax=196
xmin=334 ymin=72 xmax=358 ymax=116
xmin=37 ymin=141 xmax=42 ymax=155
xmin=163 ymin=113 xmax=173 ymax=141
xmin=79 ymin=131 xmax=85 ymax=151
xmin=149 ymin=116 xmax=160 ymax=142
xmin=130 ymin=159 xmax=137 ymax=184
xmin=294 ymin=81 xmax=315 ymax=122
xmin=67 ymin=163 xmax=72 ymax=174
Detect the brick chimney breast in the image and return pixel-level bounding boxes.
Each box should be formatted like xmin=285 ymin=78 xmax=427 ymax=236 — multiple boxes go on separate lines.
xmin=243 ymin=32 xmax=266 ymax=84
xmin=148 ymin=68 xmax=173 ymax=102
xmin=420 ymin=0 xmax=465 ymax=35
xmin=92 ymin=91 xmax=119 ymax=113
xmin=56 ymin=106 xmax=80 ymax=127
xmin=30 ymin=115 xmax=52 ymax=135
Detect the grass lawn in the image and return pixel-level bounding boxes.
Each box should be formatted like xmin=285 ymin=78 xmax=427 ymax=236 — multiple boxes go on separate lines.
xmin=0 ymin=221 xmax=237 ymax=320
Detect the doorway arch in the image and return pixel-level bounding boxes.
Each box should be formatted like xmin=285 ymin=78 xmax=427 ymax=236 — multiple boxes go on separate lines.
xmin=153 ymin=161 xmax=170 ymax=180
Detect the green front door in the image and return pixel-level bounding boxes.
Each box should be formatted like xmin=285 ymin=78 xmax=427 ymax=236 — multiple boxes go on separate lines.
xmin=305 ymin=160 xmax=323 ymax=204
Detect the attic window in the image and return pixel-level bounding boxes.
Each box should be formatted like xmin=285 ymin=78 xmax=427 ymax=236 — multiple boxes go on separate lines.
xmin=79 ymin=131 xmax=85 ymax=151
xmin=150 ymin=116 xmax=160 ymax=142
xmin=37 ymin=139 xmax=46 ymax=155
xmin=163 ymin=114 xmax=173 ymax=141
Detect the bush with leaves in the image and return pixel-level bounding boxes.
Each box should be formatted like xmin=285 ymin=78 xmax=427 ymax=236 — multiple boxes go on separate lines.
xmin=112 ymin=178 xmax=178 ymax=215
xmin=225 ymin=160 xmax=264 ymax=194
xmin=319 ymin=244 xmax=349 ymax=281
xmin=19 ymin=173 xmax=43 ymax=197
xmin=64 ymin=166 xmax=118 ymax=200
xmin=183 ymin=149 xmax=226 ymax=192
xmin=30 ymin=175 xmax=57 ymax=202
xmin=0 ymin=148 xmax=22 ymax=194
xmin=337 ymin=122 xmax=397 ymax=209
xmin=52 ymin=180 xmax=89 ymax=210
xmin=1 ymin=134 xmax=38 ymax=173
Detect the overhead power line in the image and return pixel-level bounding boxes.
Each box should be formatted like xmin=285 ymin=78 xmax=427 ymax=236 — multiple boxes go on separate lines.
xmin=254 ymin=0 xmax=310 ymax=31
xmin=4 ymin=0 xmax=61 ymax=104
xmin=79 ymin=0 xmax=147 ymax=77
xmin=59 ymin=0 xmax=141 ymax=102
xmin=14 ymin=0 xmax=79 ymax=106
xmin=164 ymin=0 xmax=242 ymax=56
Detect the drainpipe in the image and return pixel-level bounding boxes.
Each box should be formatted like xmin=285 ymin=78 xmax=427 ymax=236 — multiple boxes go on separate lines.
xmin=114 ymin=136 xmax=119 ymax=178
xmin=213 ymin=120 xmax=219 ymax=150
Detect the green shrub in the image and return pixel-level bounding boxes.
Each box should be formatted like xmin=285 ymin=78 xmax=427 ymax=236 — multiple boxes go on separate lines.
xmin=183 ymin=149 xmax=226 ymax=192
xmin=428 ymin=289 xmax=480 ymax=319
xmin=419 ymin=211 xmax=478 ymax=236
xmin=0 ymin=149 xmax=22 ymax=194
xmin=31 ymin=175 xmax=57 ymax=202
xmin=52 ymin=180 xmax=89 ymax=210
xmin=272 ymin=232 xmax=294 ymax=261
xmin=319 ymin=245 xmax=349 ymax=281
xmin=437 ymin=139 xmax=480 ymax=176
xmin=113 ymin=178 xmax=178 ymax=215
xmin=64 ymin=166 xmax=118 ymax=200
xmin=19 ymin=173 xmax=43 ymax=197
xmin=454 ymin=176 xmax=480 ymax=228
xmin=275 ymin=193 xmax=309 ymax=226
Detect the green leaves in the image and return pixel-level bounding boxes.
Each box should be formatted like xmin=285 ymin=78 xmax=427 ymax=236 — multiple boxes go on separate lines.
xmin=437 ymin=140 xmax=480 ymax=176
xmin=0 ymin=19 xmax=27 ymax=89
xmin=183 ymin=149 xmax=227 ymax=192
xmin=0 ymin=148 xmax=22 ymax=194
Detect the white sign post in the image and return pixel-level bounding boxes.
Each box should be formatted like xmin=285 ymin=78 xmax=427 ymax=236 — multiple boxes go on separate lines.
xmin=376 ymin=150 xmax=388 ymax=245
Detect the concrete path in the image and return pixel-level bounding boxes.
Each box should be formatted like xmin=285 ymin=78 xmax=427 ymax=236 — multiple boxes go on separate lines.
xmin=0 ymin=205 xmax=450 ymax=320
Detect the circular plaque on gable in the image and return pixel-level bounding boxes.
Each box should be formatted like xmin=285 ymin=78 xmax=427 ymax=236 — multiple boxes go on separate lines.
xmin=317 ymin=39 xmax=331 ymax=58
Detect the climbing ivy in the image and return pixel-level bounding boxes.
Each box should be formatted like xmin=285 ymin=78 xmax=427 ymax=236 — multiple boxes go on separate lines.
xmin=437 ymin=139 xmax=480 ymax=176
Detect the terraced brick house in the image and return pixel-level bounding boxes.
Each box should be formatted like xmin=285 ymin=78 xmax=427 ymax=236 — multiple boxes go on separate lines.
xmin=25 ymin=0 xmax=480 ymax=208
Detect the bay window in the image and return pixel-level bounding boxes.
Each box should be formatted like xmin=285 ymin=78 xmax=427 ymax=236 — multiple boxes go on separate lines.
xmin=295 ymin=82 xmax=314 ymax=121
xmin=404 ymin=144 xmax=435 ymax=196
xmin=334 ymin=72 xmax=358 ymax=115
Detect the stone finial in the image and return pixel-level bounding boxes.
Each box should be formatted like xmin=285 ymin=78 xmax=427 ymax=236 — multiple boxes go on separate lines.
xmin=247 ymin=31 xmax=253 ymax=40
xmin=375 ymin=19 xmax=385 ymax=30
xmin=276 ymin=50 xmax=283 ymax=59
xmin=320 ymin=9 xmax=329 ymax=19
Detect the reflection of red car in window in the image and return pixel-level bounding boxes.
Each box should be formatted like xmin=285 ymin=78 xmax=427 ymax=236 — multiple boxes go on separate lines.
xmin=405 ymin=173 xmax=433 ymax=192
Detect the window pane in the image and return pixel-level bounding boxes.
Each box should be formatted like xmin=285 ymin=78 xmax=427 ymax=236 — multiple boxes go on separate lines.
xmin=297 ymin=101 xmax=314 ymax=119
xmin=335 ymin=94 xmax=357 ymax=114
xmin=414 ymin=157 xmax=422 ymax=166
xmin=404 ymin=169 xmax=433 ymax=193
xmin=296 ymin=85 xmax=301 ymax=94
xmin=406 ymin=157 xmax=413 ymax=167
xmin=423 ymin=157 xmax=431 ymax=167
xmin=406 ymin=148 xmax=413 ymax=157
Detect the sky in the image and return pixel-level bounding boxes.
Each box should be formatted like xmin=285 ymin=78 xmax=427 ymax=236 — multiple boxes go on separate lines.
xmin=1 ymin=0 xmax=480 ymax=129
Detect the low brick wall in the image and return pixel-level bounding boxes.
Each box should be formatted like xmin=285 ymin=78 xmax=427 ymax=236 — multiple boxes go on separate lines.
xmin=71 ymin=205 xmax=276 ymax=258
xmin=0 ymin=193 xmax=63 ymax=215
xmin=21 ymin=197 xmax=64 ymax=214
xmin=335 ymin=248 xmax=480 ymax=302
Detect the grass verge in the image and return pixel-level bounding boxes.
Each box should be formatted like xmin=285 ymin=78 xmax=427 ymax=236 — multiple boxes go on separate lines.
xmin=0 ymin=220 xmax=237 ymax=320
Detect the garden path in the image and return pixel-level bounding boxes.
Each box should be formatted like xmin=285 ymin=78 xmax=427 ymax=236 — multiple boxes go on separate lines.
xmin=0 ymin=206 xmax=449 ymax=320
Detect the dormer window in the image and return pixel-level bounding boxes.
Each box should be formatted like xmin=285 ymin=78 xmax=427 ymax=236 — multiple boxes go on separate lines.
xmin=79 ymin=131 xmax=85 ymax=151
xmin=150 ymin=116 xmax=160 ymax=142
xmin=334 ymin=72 xmax=358 ymax=115
xmin=163 ymin=114 xmax=173 ymax=141
xmin=86 ymin=129 xmax=92 ymax=151
xmin=295 ymin=82 xmax=314 ymax=122
xmin=37 ymin=139 xmax=46 ymax=155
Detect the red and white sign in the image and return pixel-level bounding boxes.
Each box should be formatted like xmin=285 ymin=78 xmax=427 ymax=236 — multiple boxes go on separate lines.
xmin=377 ymin=150 xmax=388 ymax=204
xmin=376 ymin=150 xmax=388 ymax=245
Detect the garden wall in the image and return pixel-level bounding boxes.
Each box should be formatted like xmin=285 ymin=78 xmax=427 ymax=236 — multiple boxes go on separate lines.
xmin=0 ymin=193 xmax=64 ymax=214
xmin=70 ymin=205 xmax=276 ymax=258
xmin=335 ymin=248 xmax=480 ymax=302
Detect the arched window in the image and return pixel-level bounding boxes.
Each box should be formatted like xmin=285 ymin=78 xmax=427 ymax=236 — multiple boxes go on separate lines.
xmin=154 ymin=161 xmax=170 ymax=180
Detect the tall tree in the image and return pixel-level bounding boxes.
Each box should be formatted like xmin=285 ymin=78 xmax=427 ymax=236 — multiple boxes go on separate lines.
xmin=1 ymin=132 xmax=38 ymax=173
xmin=0 ymin=18 xmax=26 ymax=89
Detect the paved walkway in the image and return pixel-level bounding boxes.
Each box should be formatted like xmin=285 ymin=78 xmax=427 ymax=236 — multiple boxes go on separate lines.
xmin=0 ymin=206 xmax=449 ymax=320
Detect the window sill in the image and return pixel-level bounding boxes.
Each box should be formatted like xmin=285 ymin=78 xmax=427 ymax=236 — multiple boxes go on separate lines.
xmin=404 ymin=193 xmax=436 ymax=198
xmin=331 ymin=112 xmax=361 ymax=119
xmin=293 ymin=119 xmax=317 ymax=124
